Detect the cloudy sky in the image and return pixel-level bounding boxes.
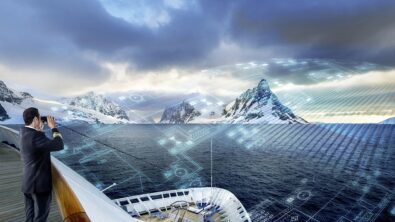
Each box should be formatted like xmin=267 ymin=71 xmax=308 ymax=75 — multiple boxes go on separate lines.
xmin=0 ymin=0 xmax=394 ymax=122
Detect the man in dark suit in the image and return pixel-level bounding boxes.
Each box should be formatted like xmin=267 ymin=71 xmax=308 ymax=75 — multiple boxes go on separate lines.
xmin=20 ymin=107 xmax=64 ymax=222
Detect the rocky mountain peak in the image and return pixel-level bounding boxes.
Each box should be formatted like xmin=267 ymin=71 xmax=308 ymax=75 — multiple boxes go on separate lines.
xmin=65 ymin=91 xmax=129 ymax=120
xmin=222 ymin=78 xmax=307 ymax=124
xmin=159 ymin=100 xmax=201 ymax=123
xmin=0 ymin=80 xmax=24 ymax=104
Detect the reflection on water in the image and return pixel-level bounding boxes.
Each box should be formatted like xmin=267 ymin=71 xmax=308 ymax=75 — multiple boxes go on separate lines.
xmin=47 ymin=123 xmax=394 ymax=222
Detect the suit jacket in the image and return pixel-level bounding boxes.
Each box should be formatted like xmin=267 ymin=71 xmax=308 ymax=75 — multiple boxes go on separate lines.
xmin=19 ymin=126 xmax=64 ymax=193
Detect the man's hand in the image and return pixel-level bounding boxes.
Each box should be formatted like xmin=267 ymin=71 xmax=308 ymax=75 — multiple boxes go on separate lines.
xmin=47 ymin=116 xmax=56 ymax=129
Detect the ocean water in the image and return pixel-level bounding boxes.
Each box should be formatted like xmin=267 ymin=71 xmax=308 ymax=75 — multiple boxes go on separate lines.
xmin=12 ymin=123 xmax=395 ymax=221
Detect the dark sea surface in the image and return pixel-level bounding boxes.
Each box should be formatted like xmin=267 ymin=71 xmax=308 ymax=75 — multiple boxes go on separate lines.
xmin=7 ymin=123 xmax=395 ymax=221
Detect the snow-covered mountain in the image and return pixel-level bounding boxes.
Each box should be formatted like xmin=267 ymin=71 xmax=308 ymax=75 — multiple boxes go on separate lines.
xmin=158 ymin=79 xmax=306 ymax=124
xmin=159 ymin=101 xmax=201 ymax=123
xmin=0 ymin=81 xmax=131 ymax=124
xmin=221 ymin=79 xmax=307 ymax=124
xmin=0 ymin=104 xmax=9 ymax=121
xmin=0 ymin=80 xmax=30 ymax=122
xmin=1 ymin=78 xmax=306 ymax=124
xmin=0 ymin=80 xmax=32 ymax=104
xmin=61 ymin=91 xmax=129 ymax=121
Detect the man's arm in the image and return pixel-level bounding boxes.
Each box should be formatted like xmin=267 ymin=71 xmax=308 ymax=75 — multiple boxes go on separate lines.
xmin=34 ymin=128 xmax=64 ymax=152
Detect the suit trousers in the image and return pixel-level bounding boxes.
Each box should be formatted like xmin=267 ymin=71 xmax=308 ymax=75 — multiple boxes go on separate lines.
xmin=23 ymin=192 xmax=52 ymax=222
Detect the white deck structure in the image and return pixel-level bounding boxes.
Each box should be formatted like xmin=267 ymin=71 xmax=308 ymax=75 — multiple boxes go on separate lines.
xmin=114 ymin=187 xmax=251 ymax=222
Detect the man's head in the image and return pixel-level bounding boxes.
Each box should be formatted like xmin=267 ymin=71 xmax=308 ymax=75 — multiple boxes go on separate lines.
xmin=23 ymin=107 xmax=42 ymax=130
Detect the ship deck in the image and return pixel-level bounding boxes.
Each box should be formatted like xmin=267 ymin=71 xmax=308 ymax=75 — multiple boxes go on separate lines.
xmin=137 ymin=203 xmax=223 ymax=222
xmin=0 ymin=143 xmax=62 ymax=221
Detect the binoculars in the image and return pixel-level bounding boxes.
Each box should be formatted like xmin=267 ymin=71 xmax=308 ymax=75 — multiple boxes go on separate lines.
xmin=40 ymin=116 xmax=48 ymax=123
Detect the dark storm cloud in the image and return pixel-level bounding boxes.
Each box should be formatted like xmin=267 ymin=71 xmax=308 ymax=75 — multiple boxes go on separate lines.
xmin=0 ymin=0 xmax=394 ymax=82
xmin=0 ymin=0 xmax=108 ymax=81
xmin=124 ymin=8 xmax=222 ymax=69
xmin=260 ymin=59 xmax=388 ymax=85
xmin=27 ymin=0 xmax=147 ymax=53
xmin=228 ymin=0 xmax=395 ymax=65
xmin=213 ymin=59 xmax=389 ymax=88
xmin=19 ymin=0 xmax=226 ymax=70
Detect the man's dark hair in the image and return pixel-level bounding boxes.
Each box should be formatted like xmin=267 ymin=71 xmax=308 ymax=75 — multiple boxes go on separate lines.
xmin=23 ymin=107 xmax=39 ymax=125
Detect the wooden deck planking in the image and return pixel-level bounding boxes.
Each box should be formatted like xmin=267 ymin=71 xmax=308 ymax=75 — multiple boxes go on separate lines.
xmin=0 ymin=144 xmax=62 ymax=222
